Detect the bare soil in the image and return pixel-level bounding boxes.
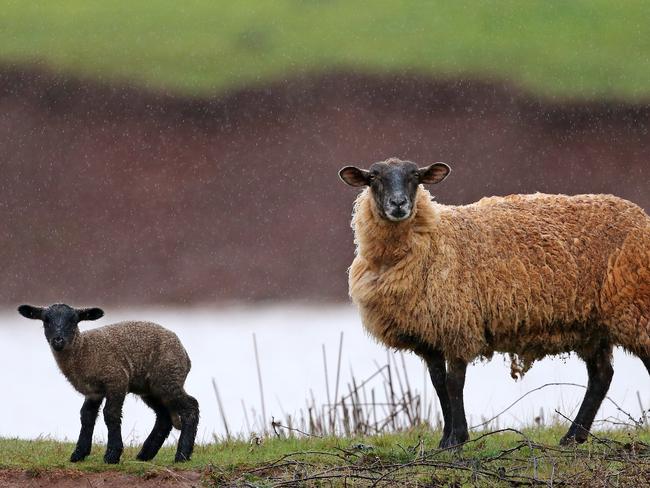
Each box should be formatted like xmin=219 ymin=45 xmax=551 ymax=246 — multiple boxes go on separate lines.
xmin=1 ymin=66 xmax=648 ymax=305
xmin=0 ymin=469 xmax=202 ymax=488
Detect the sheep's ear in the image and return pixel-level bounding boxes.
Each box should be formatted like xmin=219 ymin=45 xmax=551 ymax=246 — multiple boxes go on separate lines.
xmin=77 ymin=307 xmax=104 ymax=321
xmin=339 ymin=166 xmax=370 ymax=187
xmin=18 ymin=305 xmax=44 ymax=320
xmin=418 ymin=163 xmax=451 ymax=184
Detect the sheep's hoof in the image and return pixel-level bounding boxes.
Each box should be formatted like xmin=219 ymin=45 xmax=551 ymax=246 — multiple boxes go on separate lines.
xmin=559 ymin=434 xmax=587 ymax=446
xmin=103 ymin=448 xmax=122 ymax=464
xmin=69 ymin=450 xmax=88 ymax=463
xmin=559 ymin=435 xmax=575 ymax=446
xmin=439 ymin=433 xmax=468 ymax=449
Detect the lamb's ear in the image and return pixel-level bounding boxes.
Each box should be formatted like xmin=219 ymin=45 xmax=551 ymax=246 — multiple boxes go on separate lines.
xmin=77 ymin=307 xmax=104 ymax=321
xmin=339 ymin=166 xmax=370 ymax=187
xmin=18 ymin=305 xmax=44 ymax=320
xmin=418 ymin=163 xmax=451 ymax=184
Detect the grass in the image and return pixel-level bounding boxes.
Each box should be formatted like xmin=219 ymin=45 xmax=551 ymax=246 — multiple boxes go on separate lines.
xmin=1 ymin=1 xmax=650 ymax=99
xmin=2 ymin=426 xmax=650 ymax=486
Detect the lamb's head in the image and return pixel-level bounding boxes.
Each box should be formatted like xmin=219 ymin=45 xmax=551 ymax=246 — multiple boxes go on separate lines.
xmin=339 ymin=157 xmax=451 ymax=222
xmin=18 ymin=303 xmax=104 ymax=352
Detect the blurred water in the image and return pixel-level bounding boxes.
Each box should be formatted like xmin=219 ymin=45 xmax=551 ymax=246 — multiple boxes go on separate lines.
xmin=1 ymin=304 xmax=648 ymax=445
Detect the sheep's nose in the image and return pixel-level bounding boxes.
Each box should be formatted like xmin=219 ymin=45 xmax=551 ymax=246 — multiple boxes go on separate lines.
xmin=51 ymin=337 xmax=64 ymax=349
xmin=389 ymin=196 xmax=407 ymax=208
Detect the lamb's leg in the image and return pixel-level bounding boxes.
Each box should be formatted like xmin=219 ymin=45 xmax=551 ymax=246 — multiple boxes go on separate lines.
xmin=441 ymin=358 xmax=469 ymax=448
xmin=421 ymin=349 xmax=453 ymax=447
xmin=560 ymin=346 xmax=613 ymax=445
xmin=70 ymin=396 xmax=103 ymax=462
xmin=167 ymin=393 xmax=200 ymax=462
xmin=136 ymin=395 xmax=173 ymax=461
xmin=103 ymin=393 xmax=126 ymax=464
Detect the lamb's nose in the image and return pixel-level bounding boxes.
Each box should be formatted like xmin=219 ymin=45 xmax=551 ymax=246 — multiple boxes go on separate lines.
xmin=389 ymin=197 xmax=407 ymax=208
xmin=52 ymin=337 xmax=64 ymax=348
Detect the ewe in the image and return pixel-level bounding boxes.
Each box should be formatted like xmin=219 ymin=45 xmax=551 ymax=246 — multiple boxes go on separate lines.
xmin=340 ymin=157 xmax=649 ymax=447
xmin=18 ymin=303 xmax=199 ymax=463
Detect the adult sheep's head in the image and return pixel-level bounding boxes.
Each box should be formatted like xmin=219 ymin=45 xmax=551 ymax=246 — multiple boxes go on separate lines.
xmin=18 ymin=303 xmax=104 ymax=352
xmin=339 ymin=157 xmax=451 ymax=222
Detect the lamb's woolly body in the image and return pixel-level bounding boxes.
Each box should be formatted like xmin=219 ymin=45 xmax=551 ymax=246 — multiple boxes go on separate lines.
xmin=55 ymin=321 xmax=191 ymax=417
xmin=349 ymin=187 xmax=650 ymax=372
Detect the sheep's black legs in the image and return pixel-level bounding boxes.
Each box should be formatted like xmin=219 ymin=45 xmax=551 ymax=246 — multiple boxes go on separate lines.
xmin=137 ymin=396 xmax=173 ymax=461
xmin=560 ymin=347 xmax=613 ymax=445
xmin=103 ymin=393 xmax=126 ymax=464
xmin=70 ymin=397 xmax=103 ymax=462
xmin=421 ymin=349 xmax=453 ymax=447
xmin=167 ymin=394 xmax=200 ymax=462
xmin=441 ymin=358 xmax=469 ymax=448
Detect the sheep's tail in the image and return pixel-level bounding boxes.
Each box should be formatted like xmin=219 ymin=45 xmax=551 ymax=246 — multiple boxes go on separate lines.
xmin=600 ymin=224 xmax=650 ymax=355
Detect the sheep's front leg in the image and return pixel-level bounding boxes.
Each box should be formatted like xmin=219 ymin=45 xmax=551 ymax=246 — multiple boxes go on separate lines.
xmin=103 ymin=393 xmax=126 ymax=464
xmin=441 ymin=358 xmax=469 ymax=448
xmin=421 ymin=349 xmax=453 ymax=447
xmin=70 ymin=396 xmax=103 ymax=462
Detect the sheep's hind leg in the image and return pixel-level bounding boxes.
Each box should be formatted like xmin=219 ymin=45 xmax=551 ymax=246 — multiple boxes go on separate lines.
xmin=70 ymin=396 xmax=103 ymax=462
xmin=167 ymin=393 xmax=200 ymax=462
xmin=136 ymin=395 xmax=173 ymax=461
xmin=103 ymin=393 xmax=126 ymax=464
xmin=640 ymin=355 xmax=650 ymax=376
xmin=559 ymin=346 xmax=613 ymax=446
xmin=440 ymin=358 xmax=469 ymax=448
xmin=420 ymin=349 xmax=453 ymax=447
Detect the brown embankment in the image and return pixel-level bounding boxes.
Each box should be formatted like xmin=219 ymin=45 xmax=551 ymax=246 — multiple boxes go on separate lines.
xmin=1 ymin=66 xmax=648 ymax=305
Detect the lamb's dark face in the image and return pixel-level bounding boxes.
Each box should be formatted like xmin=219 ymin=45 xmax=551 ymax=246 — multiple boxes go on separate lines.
xmin=339 ymin=158 xmax=451 ymax=222
xmin=18 ymin=303 xmax=104 ymax=352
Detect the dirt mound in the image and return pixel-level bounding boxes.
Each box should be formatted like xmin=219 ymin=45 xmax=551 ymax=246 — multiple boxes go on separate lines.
xmin=1 ymin=66 xmax=648 ymax=305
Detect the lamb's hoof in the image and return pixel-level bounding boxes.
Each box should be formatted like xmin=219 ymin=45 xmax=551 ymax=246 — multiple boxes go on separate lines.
xmin=104 ymin=448 xmax=122 ymax=464
xmin=136 ymin=451 xmax=153 ymax=462
xmin=174 ymin=453 xmax=190 ymax=463
xmin=70 ymin=450 xmax=89 ymax=463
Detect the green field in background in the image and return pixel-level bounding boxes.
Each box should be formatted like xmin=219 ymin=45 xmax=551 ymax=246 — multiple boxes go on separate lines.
xmin=1 ymin=1 xmax=650 ymax=99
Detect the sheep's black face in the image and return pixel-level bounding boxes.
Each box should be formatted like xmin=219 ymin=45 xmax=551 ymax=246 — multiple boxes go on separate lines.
xmin=339 ymin=158 xmax=451 ymax=222
xmin=18 ymin=303 xmax=104 ymax=352
xmin=364 ymin=160 xmax=419 ymax=221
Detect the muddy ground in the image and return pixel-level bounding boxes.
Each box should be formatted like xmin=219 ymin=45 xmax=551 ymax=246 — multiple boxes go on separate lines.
xmin=1 ymin=66 xmax=648 ymax=305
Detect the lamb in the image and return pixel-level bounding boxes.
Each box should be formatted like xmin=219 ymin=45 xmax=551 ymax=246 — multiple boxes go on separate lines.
xmin=18 ymin=303 xmax=200 ymax=463
xmin=339 ymin=157 xmax=650 ymax=448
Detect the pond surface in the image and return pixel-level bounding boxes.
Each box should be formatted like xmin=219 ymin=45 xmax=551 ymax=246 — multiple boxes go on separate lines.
xmin=1 ymin=305 xmax=648 ymax=445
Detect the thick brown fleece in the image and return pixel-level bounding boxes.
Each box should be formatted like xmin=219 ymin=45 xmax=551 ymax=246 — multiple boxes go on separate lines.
xmin=54 ymin=321 xmax=191 ymax=424
xmin=349 ymin=187 xmax=650 ymax=374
